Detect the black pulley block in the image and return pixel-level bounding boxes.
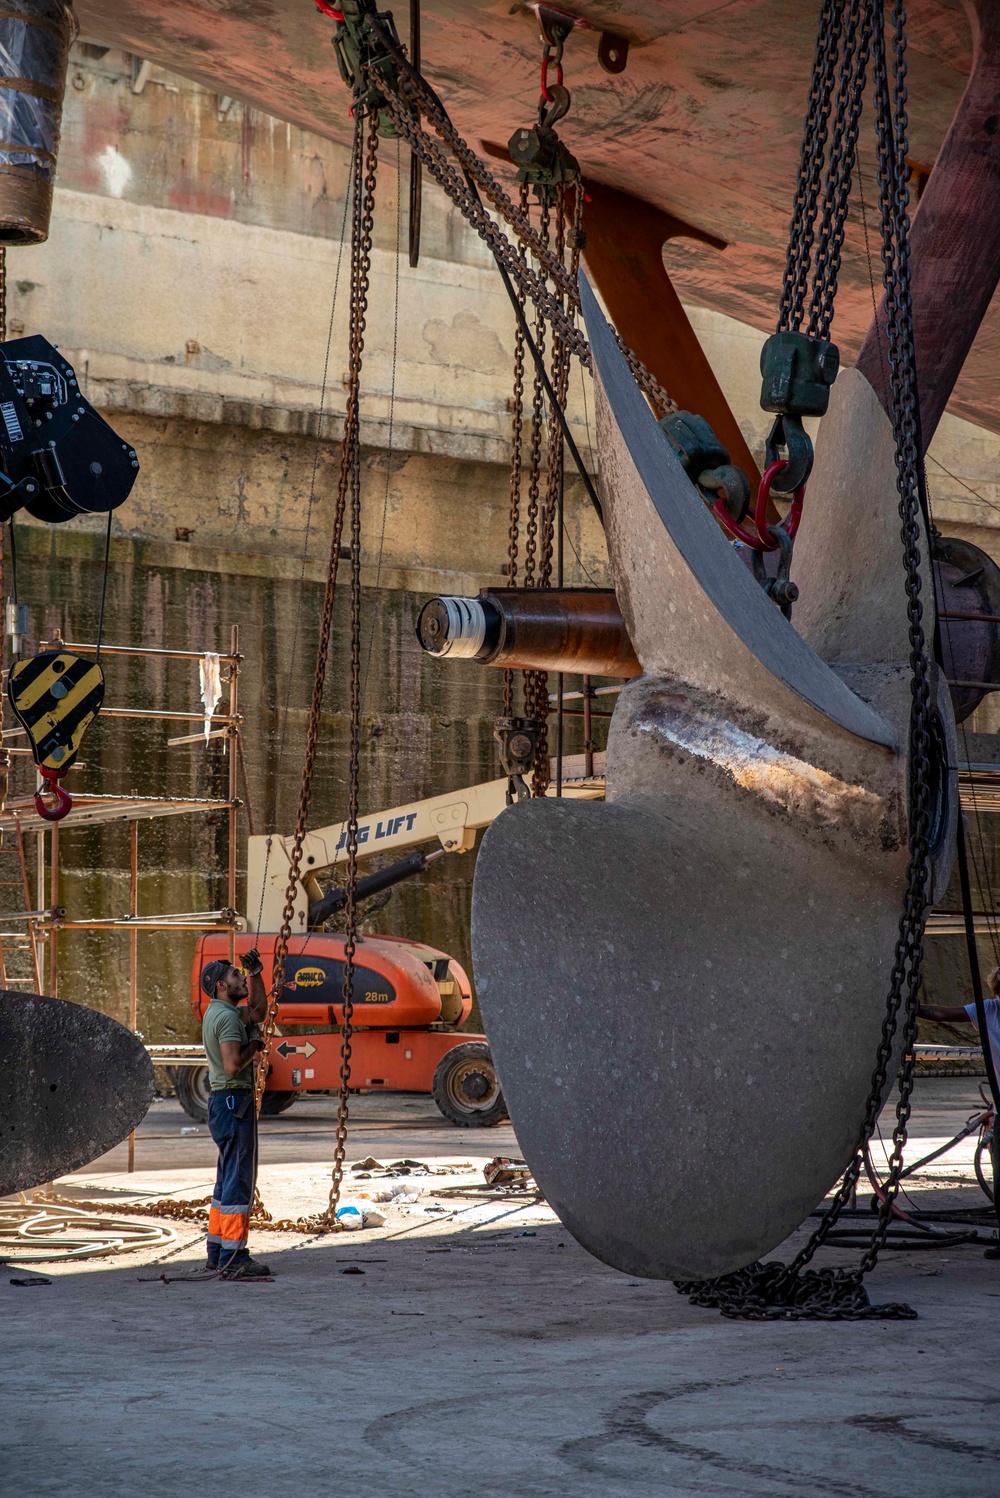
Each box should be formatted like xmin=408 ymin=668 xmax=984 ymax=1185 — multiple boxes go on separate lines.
xmin=0 ymin=335 xmax=139 ymax=524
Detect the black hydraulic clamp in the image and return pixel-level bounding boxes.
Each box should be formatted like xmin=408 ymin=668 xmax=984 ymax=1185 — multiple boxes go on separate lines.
xmin=495 ymin=716 xmax=540 ymax=804
xmin=327 ymin=0 xmax=403 ymax=133
xmin=759 ymin=330 xmax=840 ymax=493
xmin=658 ymin=411 xmax=750 ymax=525
xmin=0 ymin=335 xmax=138 ymax=524
xmin=507 ymin=123 xmax=580 ymax=190
xmin=508 ymin=4 xmax=581 ymax=193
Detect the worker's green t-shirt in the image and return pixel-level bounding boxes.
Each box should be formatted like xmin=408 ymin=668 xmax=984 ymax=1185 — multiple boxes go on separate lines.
xmin=202 ymin=999 xmax=252 ymax=1092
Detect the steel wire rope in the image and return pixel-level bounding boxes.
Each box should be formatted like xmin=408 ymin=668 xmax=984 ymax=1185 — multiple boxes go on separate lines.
xmin=95 ymin=121 xmax=367 ymax=1248
xmin=0 ymin=1202 xmax=176 ymax=1262
xmin=252 ymin=131 xmax=358 ymax=940
xmin=94 ymin=512 xmax=112 ymax=661
xmin=865 ymin=1102 xmax=995 ymax=1229
xmin=925 ymin=450 xmax=1000 ymax=521
xmin=364 ymin=48 xmax=608 ymax=519
xmin=864 ymin=1088 xmax=994 ymax=1232
xmin=249 ymin=104 xmax=380 ymax=1236
xmin=316 ymin=136 xmax=402 ymax=881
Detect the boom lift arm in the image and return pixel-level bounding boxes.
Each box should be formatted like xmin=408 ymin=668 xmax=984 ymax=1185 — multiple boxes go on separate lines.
xmin=246 ymin=760 xmax=604 ymax=935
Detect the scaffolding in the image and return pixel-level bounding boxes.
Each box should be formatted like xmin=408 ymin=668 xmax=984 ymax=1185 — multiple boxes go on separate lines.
xmin=0 ymin=626 xmax=248 ymax=1169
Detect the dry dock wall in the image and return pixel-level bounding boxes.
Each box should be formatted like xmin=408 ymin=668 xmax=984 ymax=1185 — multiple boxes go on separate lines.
xmin=3 ymin=43 xmax=996 ymax=1039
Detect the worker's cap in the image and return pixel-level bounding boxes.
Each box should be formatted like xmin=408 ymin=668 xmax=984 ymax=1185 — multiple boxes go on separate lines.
xmin=200 ymin=958 xmax=233 ymax=997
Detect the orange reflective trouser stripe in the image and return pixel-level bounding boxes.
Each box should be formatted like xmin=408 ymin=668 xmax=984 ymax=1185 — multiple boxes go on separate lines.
xmin=207 ymin=1206 xmax=249 ymax=1247
xmin=206 ymin=1090 xmax=255 ymax=1265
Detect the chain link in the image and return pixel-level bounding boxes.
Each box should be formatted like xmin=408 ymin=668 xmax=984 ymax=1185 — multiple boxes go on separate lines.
xmin=326 ymin=108 xmax=380 ymax=1224
xmin=503 ymin=185 xmax=530 ymax=719
xmin=612 ymin=337 xmax=677 ymax=419
xmin=779 ymin=0 xmax=842 ymax=332
xmin=538 ymin=185 xmax=571 ymax=594
xmin=245 ymin=105 xmax=379 ymax=1237
xmin=29 ymin=1187 xmax=346 ymax=1237
xmin=532 ymin=185 xmax=578 ymax=794
xmin=379 ymin=27 xmax=577 ymax=298
xmin=778 ymin=0 xmax=870 ymax=343
xmin=253 ymin=112 xmax=367 ymax=1124
xmin=676 ymin=0 xmax=933 ymax=1320
xmin=807 ymin=0 xmax=871 ymax=340
xmin=129 ymin=116 xmax=375 ymax=1240
xmin=372 ymin=39 xmax=678 ymax=424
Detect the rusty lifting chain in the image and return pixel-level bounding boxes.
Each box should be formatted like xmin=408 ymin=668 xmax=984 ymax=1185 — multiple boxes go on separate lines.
xmin=346 ymin=10 xmax=672 ymax=433
xmin=675 ymin=0 xmax=935 ymax=1322
xmin=251 ymin=103 xmax=379 ymax=1234
xmin=327 ymin=4 xmax=676 ymax=811
xmin=92 ymin=109 xmax=381 ymax=1242
xmin=497 ymin=169 xmax=584 ymax=796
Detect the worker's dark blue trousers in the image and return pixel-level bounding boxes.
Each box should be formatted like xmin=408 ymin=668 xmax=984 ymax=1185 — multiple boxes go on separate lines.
xmin=206 ymin=1089 xmax=255 ymax=1266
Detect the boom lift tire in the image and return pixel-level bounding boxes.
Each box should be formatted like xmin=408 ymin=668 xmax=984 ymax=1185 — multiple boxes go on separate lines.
xmin=432 ymin=1042 xmax=508 ymax=1127
xmin=170 ymin=1065 xmax=211 ymax=1124
xmin=259 ymin=1090 xmax=297 ymax=1117
xmin=170 ymin=1066 xmax=296 ymax=1122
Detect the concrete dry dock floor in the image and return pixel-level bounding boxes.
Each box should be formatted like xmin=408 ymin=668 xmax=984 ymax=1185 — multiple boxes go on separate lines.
xmin=3 ymin=1079 xmax=999 ymax=1498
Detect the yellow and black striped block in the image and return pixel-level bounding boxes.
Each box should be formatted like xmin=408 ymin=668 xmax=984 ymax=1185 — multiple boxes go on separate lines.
xmin=7 ymin=651 xmax=105 ymax=773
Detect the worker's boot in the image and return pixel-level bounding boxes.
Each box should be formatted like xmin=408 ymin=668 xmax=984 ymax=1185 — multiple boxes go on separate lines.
xmin=220 ymin=1254 xmax=273 ymax=1280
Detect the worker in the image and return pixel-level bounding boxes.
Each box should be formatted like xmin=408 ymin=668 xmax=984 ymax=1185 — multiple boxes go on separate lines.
xmin=197 ymin=948 xmax=272 ymax=1279
xmin=918 ymin=968 xmax=1000 ymax=1259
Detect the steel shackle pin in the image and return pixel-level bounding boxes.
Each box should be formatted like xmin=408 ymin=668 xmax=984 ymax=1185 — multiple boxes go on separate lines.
xmin=471 ymin=272 xmax=957 ymax=1282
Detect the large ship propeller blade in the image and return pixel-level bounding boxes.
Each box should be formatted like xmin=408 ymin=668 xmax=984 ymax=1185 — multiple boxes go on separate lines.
xmin=1 ymin=992 xmax=154 ymax=1197
xmin=470 ymin=275 xmax=955 ymax=1280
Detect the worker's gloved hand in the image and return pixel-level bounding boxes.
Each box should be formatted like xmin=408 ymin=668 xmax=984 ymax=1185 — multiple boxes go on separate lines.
xmin=240 ymin=947 xmax=263 ymax=977
xmin=245 ymin=1019 xmax=264 ymax=1052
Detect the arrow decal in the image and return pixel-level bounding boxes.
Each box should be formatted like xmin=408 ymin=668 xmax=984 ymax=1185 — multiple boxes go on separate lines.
xmin=275 ymin=1040 xmax=318 ymax=1059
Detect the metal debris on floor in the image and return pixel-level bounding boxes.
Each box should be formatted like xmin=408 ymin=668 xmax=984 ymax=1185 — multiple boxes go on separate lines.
xmin=0 ymin=1203 xmax=177 ymax=1263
